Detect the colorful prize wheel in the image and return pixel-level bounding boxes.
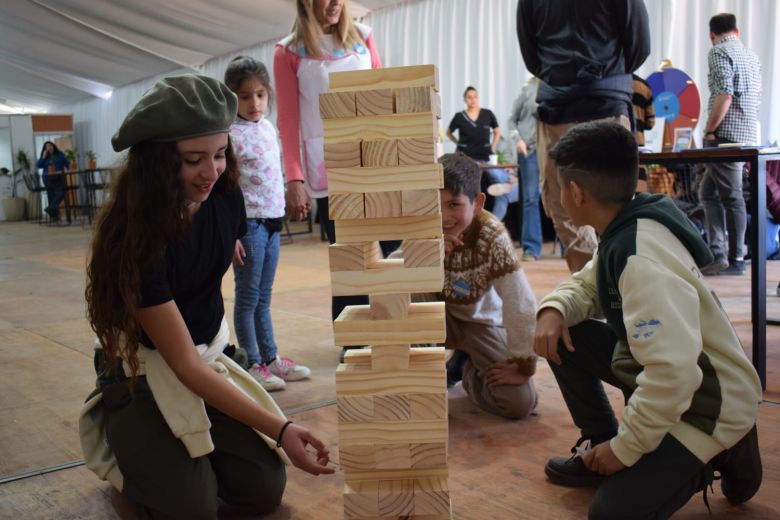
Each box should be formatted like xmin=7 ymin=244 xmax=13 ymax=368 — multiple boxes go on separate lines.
xmin=646 ymin=67 xmax=701 ymax=151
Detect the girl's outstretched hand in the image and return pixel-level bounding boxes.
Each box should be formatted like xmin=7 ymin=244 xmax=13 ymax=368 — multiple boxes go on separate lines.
xmin=280 ymin=423 xmax=335 ymax=476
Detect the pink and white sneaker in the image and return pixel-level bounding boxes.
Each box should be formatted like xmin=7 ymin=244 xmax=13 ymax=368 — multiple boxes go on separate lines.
xmin=268 ymin=357 xmax=311 ymax=382
xmin=248 ymin=363 xmax=286 ymax=391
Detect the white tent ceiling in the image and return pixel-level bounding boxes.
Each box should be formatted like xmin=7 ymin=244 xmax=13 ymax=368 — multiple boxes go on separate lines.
xmin=0 ymin=0 xmax=402 ymax=113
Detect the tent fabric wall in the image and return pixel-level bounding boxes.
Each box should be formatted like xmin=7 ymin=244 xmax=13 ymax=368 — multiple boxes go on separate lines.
xmin=55 ymin=0 xmax=780 ymax=170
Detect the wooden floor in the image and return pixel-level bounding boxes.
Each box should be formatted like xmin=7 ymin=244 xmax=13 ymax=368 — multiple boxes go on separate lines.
xmin=0 ymin=220 xmax=778 ymax=519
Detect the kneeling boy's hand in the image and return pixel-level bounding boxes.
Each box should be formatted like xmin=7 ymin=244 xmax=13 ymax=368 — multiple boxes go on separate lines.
xmin=534 ymin=308 xmax=574 ymax=365
xmin=443 ymin=233 xmax=464 ymax=255
xmin=582 ymin=441 xmax=626 ymax=476
xmin=281 ymin=423 xmax=336 ymax=476
xmin=486 ymin=359 xmax=529 ymax=387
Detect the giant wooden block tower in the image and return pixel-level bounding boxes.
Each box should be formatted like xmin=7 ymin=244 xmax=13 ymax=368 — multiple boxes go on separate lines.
xmin=320 ymin=65 xmax=452 ymax=519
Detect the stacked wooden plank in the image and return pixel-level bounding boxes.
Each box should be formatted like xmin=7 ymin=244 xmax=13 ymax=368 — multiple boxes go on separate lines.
xmin=320 ymin=64 xmax=451 ymax=520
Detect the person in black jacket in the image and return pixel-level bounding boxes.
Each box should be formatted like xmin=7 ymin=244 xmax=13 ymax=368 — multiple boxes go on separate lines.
xmin=517 ymin=0 xmax=650 ymax=273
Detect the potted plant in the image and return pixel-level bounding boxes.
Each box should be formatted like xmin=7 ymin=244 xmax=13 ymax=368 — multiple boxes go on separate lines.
xmin=85 ymin=150 xmax=97 ymax=170
xmin=1 ymin=149 xmax=28 ymax=221
xmin=65 ymin=148 xmax=78 ymax=171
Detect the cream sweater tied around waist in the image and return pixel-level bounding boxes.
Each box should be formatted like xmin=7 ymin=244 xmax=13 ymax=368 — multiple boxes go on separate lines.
xmin=78 ymin=317 xmax=290 ymax=492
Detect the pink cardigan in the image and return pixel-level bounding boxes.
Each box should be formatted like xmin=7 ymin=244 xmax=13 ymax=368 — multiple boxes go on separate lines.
xmin=273 ymin=26 xmax=381 ymax=195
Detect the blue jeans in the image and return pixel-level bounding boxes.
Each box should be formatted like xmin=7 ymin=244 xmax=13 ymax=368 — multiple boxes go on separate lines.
xmin=233 ymin=220 xmax=281 ymax=365
xmin=518 ymin=151 xmax=542 ymax=257
xmin=482 ymin=165 xmax=519 ymax=224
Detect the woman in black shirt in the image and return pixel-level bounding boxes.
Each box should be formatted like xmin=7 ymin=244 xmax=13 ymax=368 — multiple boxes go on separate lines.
xmin=83 ymin=75 xmax=332 ymax=518
xmin=446 ymin=86 xmax=501 ymax=162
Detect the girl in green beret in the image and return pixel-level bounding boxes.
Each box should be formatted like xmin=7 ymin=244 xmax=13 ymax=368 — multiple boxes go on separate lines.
xmin=81 ymin=74 xmax=333 ymax=519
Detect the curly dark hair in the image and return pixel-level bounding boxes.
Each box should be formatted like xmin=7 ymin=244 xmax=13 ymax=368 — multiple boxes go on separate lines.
xmin=85 ymin=139 xmax=240 ymax=380
xmin=439 ymin=152 xmax=481 ymax=202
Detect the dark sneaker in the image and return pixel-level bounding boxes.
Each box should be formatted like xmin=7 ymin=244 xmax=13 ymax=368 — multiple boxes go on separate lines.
xmin=544 ymin=438 xmax=605 ymax=488
xmin=713 ymin=424 xmax=762 ymax=505
xmin=718 ymin=259 xmax=746 ymax=276
xmin=701 ymin=256 xmax=728 ymax=276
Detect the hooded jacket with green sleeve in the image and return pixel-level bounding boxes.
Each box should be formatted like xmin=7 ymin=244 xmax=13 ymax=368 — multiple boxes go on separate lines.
xmin=538 ymin=193 xmax=762 ymax=466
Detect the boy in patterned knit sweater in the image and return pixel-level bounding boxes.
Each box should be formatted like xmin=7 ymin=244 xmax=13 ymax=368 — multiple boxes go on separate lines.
xmin=428 ymin=152 xmax=538 ymax=419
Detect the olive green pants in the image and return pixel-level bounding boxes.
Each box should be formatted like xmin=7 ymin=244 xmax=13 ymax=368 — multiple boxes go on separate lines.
xmin=102 ymin=377 xmax=286 ymax=519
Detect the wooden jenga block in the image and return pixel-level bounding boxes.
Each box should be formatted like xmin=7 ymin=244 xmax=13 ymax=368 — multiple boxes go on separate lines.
xmin=398 ymin=136 xmax=437 ymax=165
xmin=329 ymin=192 xmax=364 ymax=220
xmin=340 ymin=445 xmax=376 ymax=471
xmin=338 ymin=395 xmax=375 ymax=423
xmin=319 ymin=91 xmax=356 ymax=119
xmin=335 ymin=214 xmax=442 ymax=243
xmin=344 ymin=347 xmax=445 ymax=368
xmin=378 ymin=479 xmax=414 ymax=516
xmin=403 ymin=238 xmax=444 ymax=268
xmin=333 ymin=302 xmax=446 ymax=346
xmin=402 ymin=188 xmax=440 ymax=216
xmin=329 ymin=64 xmax=438 ymax=93
xmin=371 ymin=344 xmax=411 ymax=371
xmin=336 ymin=361 xmax=445 ymax=396
xmin=414 ymin=477 xmax=451 ymax=515
xmin=374 ymin=394 xmax=411 ymax=421
xmin=329 ymin=163 xmax=443 ymax=194
xmin=339 ymin=419 xmax=447 ymax=445
xmin=395 ymin=86 xmax=441 ymax=117
xmin=410 ymin=442 xmax=448 ymax=469
xmin=324 ymin=141 xmax=362 ymax=168
xmin=344 ymin=467 xmax=449 ymax=483
xmin=370 ymin=293 xmax=411 ymax=320
xmin=364 ymin=190 xmax=402 ymax=218
xmin=323 ymin=113 xmax=438 ymax=144
xmin=329 ymin=242 xmax=381 ymax=272
xmin=356 ymin=88 xmax=394 ymax=116
xmin=409 ymin=393 xmax=447 ymax=420
xmin=361 ymin=139 xmax=398 ymax=167
xmin=330 ymin=263 xmax=442 ymax=296
xmin=344 ymin=480 xmax=379 ymax=518
xmin=375 ymin=444 xmax=412 ymax=470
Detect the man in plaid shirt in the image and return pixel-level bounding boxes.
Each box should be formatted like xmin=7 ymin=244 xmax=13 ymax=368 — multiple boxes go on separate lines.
xmin=700 ymin=13 xmax=762 ymax=276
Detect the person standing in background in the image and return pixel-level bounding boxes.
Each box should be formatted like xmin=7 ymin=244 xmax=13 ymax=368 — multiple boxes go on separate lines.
xmin=508 ymin=77 xmax=542 ymax=261
xmin=516 ymin=0 xmax=650 ymax=273
xmin=699 ymin=13 xmax=762 ymax=276
xmin=274 ymin=0 xmax=386 ymax=352
xmin=36 ymin=141 xmax=70 ymax=222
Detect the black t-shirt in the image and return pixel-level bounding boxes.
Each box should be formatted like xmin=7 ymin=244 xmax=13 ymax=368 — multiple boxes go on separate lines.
xmin=139 ymin=186 xmax=247 ymax=349
xmin=448 ymin=109 xmax=499 ymax=161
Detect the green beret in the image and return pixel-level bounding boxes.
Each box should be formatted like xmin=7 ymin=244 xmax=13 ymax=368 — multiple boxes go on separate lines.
xmin=111 ymin=74 xmax=237 ymax=152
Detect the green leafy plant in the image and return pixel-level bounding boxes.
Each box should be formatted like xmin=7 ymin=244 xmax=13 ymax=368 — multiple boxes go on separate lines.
xmin=85 ymin=150 xmax=97 ymax=162
xmin=9 ymin=149 xmax=31 ymax=198
xmin=64 ymin=148 xmax=78 ymax=162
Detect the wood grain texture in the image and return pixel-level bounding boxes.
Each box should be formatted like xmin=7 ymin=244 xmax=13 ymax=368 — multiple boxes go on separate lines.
xmin=398 ymin=136 xmax=437 ymax=165
xmin=395 ymin=86 xmax=441 ymax=117
xmin=369 ymin=293 xmax=411 ymax=320
xmin=361 ymin=139 xmax=398 ymax=167
xmin=356 ymin=88 xmax=394 ymax=116
xmin=414 ymin=477 xmax=451 ymax=516
xmin=329 ymin=163 xmax=443 ymax=194
xmin=401 ymin=189 xmax=440 ymax=216
xmin=330 ymin=263 xmax=442 ymax=297
xmin=329 ymin=242 xmax=382 ymax=272
xmin=323 ymin=113 xmax=437 ymax=144
xmin=403 ymin=238 xmax=444 ymax=268
xmin=343 ymin=347 xmax=445 ymax=368
xmin=328 ymin=192 xmax=364 ymax=220
xmin=378 ymin=479 xmax=414 ymax=516
xmin=373 ymin=394 xmax=411 ymax=421
xmin=333 ymin=301 xmax=446 ymax=346
xmin=409 ymin=393 xmax=447 ymax=420
xmin=364 ymin=191 xmax=402 ymax=218
xmin=338 ymin=395 xmax=375 ymax=423
xmin=410 ymin=442 xmax=448 ymax=469
xmin=342 ymin=467 xmax=449 ymax=482
xmin=344 ymin=480 xmax=379 ymax=518
xmin=371 ymin=344 xmax=411 ymax=371
xmin=324 ymin=141 xmax=362 ymax=168
xmin=328 ymin=64 xmax=438 ymax=93
xmin=336 ymin=362 xmax=446 ymax=396
xmin=374 ymin=444 xmax=411 ymax=470
xmin=340 ymin=445 xmax=377 ymax=471
xmin=319 ymin=91 xmax=356 ymax=118
xmin=334 ymin=214 xmax=442 ymax=243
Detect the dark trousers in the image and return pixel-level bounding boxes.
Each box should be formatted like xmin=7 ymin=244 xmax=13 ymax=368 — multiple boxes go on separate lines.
xmin=316 ymin=196 xmax=401 ymax=322
xmin=551 ymin=320 xmax=711 ymax=520
xmin=42 ymin=173 xmax=67 ymax=219
xmin=102 ymin=377 xmax=286 ymax=520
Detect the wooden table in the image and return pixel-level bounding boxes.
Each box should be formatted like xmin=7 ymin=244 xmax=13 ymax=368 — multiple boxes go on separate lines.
xmin=639 ymin=147 xmax=780 ymax=389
